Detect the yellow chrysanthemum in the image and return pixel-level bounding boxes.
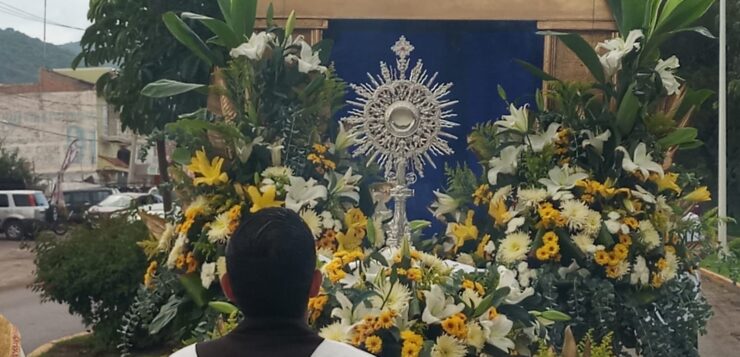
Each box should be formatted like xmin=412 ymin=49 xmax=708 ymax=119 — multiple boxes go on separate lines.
xmin=187 ymin=149 xmax=229 ymax=186
xmin=247 ymin=185 xmax=284 ymax=213
xmin=594 ymin=249 xmax=610 ymax=266
xmin=364 ymin=335 xmax=383 ymax=354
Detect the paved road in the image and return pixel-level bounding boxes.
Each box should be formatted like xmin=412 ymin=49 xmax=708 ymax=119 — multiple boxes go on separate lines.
xmin=699 ymin=276 xmax=740 ymax=356
xmin=0 ymin=240 xmax=86 ymax=352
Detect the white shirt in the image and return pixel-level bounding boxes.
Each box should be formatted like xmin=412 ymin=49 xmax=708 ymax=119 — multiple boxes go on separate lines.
xmin=171 ymin=339 xmax=373 ymax=357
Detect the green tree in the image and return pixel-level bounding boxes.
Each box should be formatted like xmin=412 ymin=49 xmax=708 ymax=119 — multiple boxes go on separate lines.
xmin=73 ymin=0 xmax=221 ymax=212
xmin=0 ymin=141 xmax=37 ymax=189
xmin=667 ymin=1 xmax=740 ymax=227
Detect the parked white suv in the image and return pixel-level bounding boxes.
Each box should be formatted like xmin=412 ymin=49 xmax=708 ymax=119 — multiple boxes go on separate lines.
xmin=0 ymin=190 xmax=50 ymax=240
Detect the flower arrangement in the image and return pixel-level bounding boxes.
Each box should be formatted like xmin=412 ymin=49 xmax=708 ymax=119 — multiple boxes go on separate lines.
xmin=309 ymin=237 xmax=572 ymax=357
xmin=428 ymin=0 xmax=716 ymax=355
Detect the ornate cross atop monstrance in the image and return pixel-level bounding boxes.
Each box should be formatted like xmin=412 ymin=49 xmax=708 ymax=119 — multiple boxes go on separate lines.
xmin=343 ymin=36 xmax=458 ymax=247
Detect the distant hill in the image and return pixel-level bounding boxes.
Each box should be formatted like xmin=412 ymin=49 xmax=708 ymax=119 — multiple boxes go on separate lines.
xmin=0 ymin=28 xmax=81 ymax=84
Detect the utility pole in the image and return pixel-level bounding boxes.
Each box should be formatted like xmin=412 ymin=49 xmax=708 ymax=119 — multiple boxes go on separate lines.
xmin=719 ymin=0 xmax=728 ymax=254
xmin=43 ymin=0 xmax=47 ymax=67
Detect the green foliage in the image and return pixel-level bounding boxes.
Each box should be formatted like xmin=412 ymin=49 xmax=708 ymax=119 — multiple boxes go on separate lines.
xmin=32 ymin=218 xmax=149 ymax=345
xmin=537 ymin=266 xmax=712 ymax=357
xmin=443 ymin=163 xmax=478 ymax=205
xmin=0 ymin=141 xmax=37 ymax=188
xmin=468 ymin=121 xmax=501 ymax=161
xmin=73 ymin=0 xmax=220 ymax=136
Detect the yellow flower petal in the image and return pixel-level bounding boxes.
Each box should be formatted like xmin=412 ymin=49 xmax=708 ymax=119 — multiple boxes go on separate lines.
xmin=247 ymin=185 xmax=284 ymax=213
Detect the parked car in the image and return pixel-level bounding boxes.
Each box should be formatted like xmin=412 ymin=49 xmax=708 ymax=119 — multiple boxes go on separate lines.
xmin=63 ymin=187 xmax=119 ymax=222
xmin=0 ymin=190 xmax=50 ymax=240
xmin=85 ymin=193 xmax=163 ymax=221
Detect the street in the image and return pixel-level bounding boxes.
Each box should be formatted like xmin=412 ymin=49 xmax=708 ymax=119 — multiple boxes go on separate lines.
xmin=0 ymin=240 xmax=86 ymax=352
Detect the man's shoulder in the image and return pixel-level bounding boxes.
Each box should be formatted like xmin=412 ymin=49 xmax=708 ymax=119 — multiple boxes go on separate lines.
xmin=169 ymin=344 xmax=197 ymax=357
xmin=311 ymin=340 xmax=374 ymax=357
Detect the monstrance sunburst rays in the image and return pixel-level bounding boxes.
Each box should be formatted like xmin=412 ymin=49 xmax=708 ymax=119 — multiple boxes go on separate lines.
xmin=342 ymin=36 xmax=458 ymax=179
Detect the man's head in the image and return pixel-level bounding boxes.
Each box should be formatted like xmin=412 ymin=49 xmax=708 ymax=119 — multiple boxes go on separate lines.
xmin=223 ymin=207 xmax=320 ymax=319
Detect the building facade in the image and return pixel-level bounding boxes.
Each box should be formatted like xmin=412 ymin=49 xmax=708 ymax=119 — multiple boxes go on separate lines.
xmin=0 ymin=68 xmax=158 ymax=189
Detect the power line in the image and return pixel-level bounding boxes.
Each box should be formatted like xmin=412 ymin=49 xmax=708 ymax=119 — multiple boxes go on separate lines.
xmin=0 ymin=119 xmax=97 ymax=142
xmin=0 ymin=1 xmax=85 ymax=31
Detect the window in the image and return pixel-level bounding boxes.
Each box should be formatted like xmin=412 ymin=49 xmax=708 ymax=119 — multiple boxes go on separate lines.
xmin=12 ymin=194 xmax=32 ymax=207
xmin=0 ymin=195 xmax=8 ymax=207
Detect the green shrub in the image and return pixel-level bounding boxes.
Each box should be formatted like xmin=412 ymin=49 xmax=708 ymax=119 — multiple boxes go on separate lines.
xmin=33 ymin=217 xmax=149 ymax=346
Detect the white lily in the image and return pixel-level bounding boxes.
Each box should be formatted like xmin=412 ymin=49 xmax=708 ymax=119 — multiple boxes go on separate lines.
xmin=605 ymin=211 xmax=629 ymax=234
xmin=581 ymin=129 xmax=611 ymax=155
xmin=266 ymin=139 xmax=284 ymax=166
xmin=334 ymin=122 xmax=356 ymax=153
xmin=421 ymin=285 xmax=465 ymax=324
xmin=616 ymin=143 xmax=664 ymax=178
xmin=480 ymin=314 xmax=515 ymax=352
xmin=527 ymin=123 xmax=561 ymax=152
xmin=596 ymin=29 xmax=644 ymax=77
xmin=331 ymin=291 xmax=374 ymax=325
xmin=430 ymin=191 xmax=460 ymax=218
xmin=328 ymin=168 xmax=362 ymax=203
xmin=497 ymin=265 xmax=535 ymax=304
xmin=285 ymin=177 xmax=327 ymax=212
xmin=655 ymin=55 xmax=681 ymax=95
xmin=495 ymin=104 xmax=529 ymax=133
xmin=538 ymin=165 xmax=589 ymax=197
xmin=230 ymin=32 xmax=273 ymax=60
xmin=487 ymin=145 xmax=523 ymax=185
xmin=200 ymin=262 xmax=217 ymax=289
xmin=632 ymin=185 xmax=657 ymax=204
xmin=286 ymin=40 xmax=327 ymax=74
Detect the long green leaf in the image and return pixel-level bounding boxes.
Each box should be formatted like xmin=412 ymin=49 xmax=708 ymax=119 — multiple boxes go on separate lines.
xmin=181 ymin=12 xmax=241 ymax=48
xmin=655 ymin=0 xmax=714 ymax=35
xmin=621 ymin=0 xmax=648 ymax=33
xmin=209 ymin=301 xmax=239 ymax=315
xmin=539 ymin=31 xmax=605 ymax=83
xmin=514 ymin=59 xmax=561 ymax=82
xmin=231 ymin=0 xmax=258 ymax=39
xmin=180 ymin=273 xmax=209 ymax=307
xmin=141 ymin=79 xmax=207 ymax=98
xmin=669 ymin=26 xmax=716 ymax=39
xmin=675 ymin=88 xmax=713 ymax=121
xmin=285 ymin=10 xmax=297 ymax=39
xmin=616 ymin=83 xmax=641 ymax=135
xmin=149 ymin=295 xmax=182 ymax=334
xmin=607 ymin=0 xmax=625 ymax=36
xmin=163 ymin=12 xmax=220 ymax=66
xmin=658 ymin=127 xmax=698 ymax=147
xmin=217 ymin=0 xmax=232 ymax=27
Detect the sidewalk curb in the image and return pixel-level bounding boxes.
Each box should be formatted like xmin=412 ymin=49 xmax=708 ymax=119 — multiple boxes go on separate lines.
xmin=28 ymin=331 xmax=90 ymax=357
xmin=700 ymin=267 xmax=740 ymax=288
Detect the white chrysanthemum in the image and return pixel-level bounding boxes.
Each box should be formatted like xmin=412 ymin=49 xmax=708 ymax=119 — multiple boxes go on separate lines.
xmin=582 ymin=211 xmax=602 ymax=237
xmin=200 ymin=262 xmax=217 ymax=289
xmin=573 ymin=233 xmax=597 ymax=254
xmin=560 ymin=200 xmax=592 ymax=232
xmin=370 ymin=282 xmax=411 ymax=313
xmin=467 ymin=322 xmax=486 ymax=351
xmin=431 ymin=335 xmax=467 ymax=357
xmin=497 ymin=231 xmax=531 ymax=264
xmin=318 ymin=322 xmax=352 ymax=343
xmin=166 ymin=234 xmax=188 ymax=268
xmin=639 ymin=220 xmax=661 ymax=250
xmin=630 ymin=256 xmax=650 ymax=286
xmin=517 ymin=188 xmax=548 ymax=207
xmin=418 ymin=251 xmax=451 ymax=274
xmin=660 ymin=251 xmax=679 ymax=282
xmin=207 ymin=211 xmax=232 ymax=243
xmin=262 ymin=166 xmax=294 ymax=179
xmin=299 ymin=209 xmax=322 ymax=239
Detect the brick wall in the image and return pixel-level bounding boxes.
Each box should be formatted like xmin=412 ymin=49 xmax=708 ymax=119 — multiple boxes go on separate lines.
xmin=0 ymin=69 xmax=92 ymax=94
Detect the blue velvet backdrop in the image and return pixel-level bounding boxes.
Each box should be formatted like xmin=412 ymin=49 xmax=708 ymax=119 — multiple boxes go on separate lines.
xmin=325 ymin=20 xmax=544 ymax=231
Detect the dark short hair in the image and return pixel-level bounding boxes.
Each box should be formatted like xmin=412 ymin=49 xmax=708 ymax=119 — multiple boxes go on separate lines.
xmin=226 ymin=207 xmax=316 ymax=319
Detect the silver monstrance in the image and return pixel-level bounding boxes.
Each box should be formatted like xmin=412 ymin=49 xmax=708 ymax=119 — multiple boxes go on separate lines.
xmin=342 ymin=36 xmax=458 ymax=247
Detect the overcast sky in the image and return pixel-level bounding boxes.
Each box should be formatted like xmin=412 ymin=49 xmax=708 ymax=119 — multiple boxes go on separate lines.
xmin=0 ymin=0 xmax=90 ymax=44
